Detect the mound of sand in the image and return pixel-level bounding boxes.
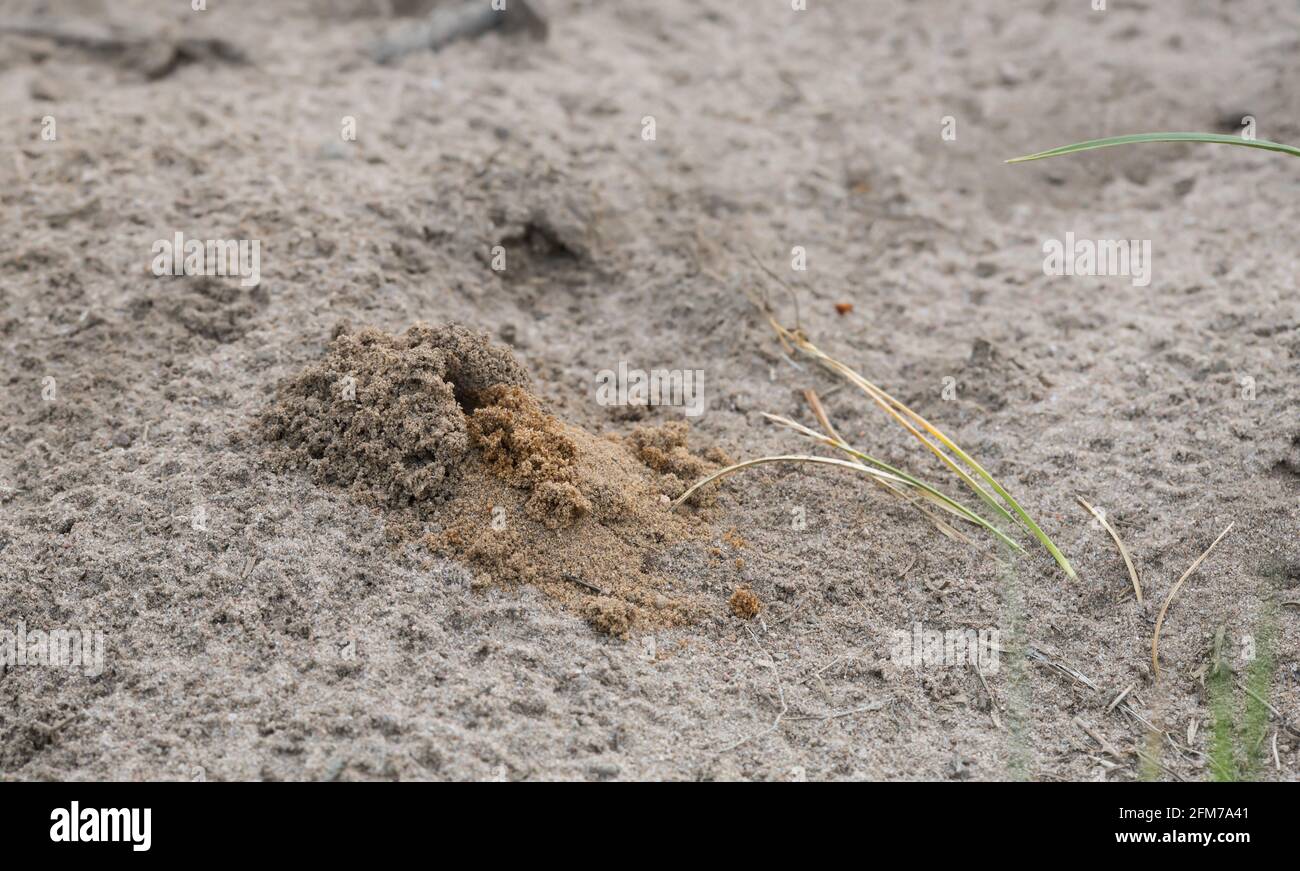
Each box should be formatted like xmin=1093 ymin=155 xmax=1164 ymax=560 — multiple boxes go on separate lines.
xmin=260 ymin=322 xmax=530 ymax=509
xmin=261 ymin=322 xmax=728 ymax=636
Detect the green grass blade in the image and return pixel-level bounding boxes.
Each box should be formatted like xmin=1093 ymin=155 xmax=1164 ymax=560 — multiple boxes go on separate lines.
xmin=670 ymin=454 xmax=910 ymax=509
xmin=923 ymin=430 xmax=1076 ymax=578
xmin=787 ymin=332 xmax=1073 ymax=576
xmin=763 ymin=413 xmax=1026 ymax=553
xmin=745 ymin=294 xmax=1076 ymax=577
xmin=670 ymin=453 xmax=1024 ymax=554
xmin=796 ymin=343 xmax=1019 ymax=528
xmin=1007 ymin=132 xmax=1300 ymax=164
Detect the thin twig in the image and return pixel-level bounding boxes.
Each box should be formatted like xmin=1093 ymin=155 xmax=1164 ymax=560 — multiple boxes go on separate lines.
xmin=561 ymin=572 xmax=608 ymax=597
xmin=1025 ymin=644 xmax=1099 ymax=691
xmin=1107 ymin=682 xmax=1135 ymax=714
xmin=973 ymin=660 xmax=1003 ymax=730
xmin=1236 ymin=678 xmax=1300 ymax=738
xmin=1073 ymin=716 xmax=1123 ymax=760
xmin=784 ymin=699 xmax=887 ymax=722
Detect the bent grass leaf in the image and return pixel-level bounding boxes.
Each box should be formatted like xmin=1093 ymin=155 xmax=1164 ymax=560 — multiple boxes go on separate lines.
xmin=1007 ymin=132 xmax=1300 ymax=164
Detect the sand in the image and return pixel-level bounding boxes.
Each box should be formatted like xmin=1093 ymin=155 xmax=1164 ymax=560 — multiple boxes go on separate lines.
xmin=0 ymin=0 xmax=1296 ymax=781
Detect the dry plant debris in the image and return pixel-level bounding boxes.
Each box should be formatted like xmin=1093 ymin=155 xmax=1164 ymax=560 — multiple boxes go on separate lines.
xmin=1076 ymin=495 xmax=1143 ymax=604
xmin=1151 ymin=523 xmax=1235 ymax=678
xmin=672 ymin=276 xmax=1075 ymax=577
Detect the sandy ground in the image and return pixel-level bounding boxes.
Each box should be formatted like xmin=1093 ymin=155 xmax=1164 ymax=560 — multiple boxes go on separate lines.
xmin=1 ymin=0 xmax=1297 ymax=781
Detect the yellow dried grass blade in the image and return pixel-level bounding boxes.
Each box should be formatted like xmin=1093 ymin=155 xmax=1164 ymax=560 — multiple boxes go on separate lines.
xmin=768 ymin=320 xmax=1075 ymax=577
xmin=1077 ymin=496 xmax=1142 ymax=604
xmin=1152 ymin=523 xmax=1234 ymax=678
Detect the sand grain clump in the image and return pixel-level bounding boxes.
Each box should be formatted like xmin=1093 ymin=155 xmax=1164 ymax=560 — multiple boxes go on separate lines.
xmin=467 ymin=385 xmax=591 ymax=528
xmin=729 ymin=587 xmax=762 ymax=620
xmin=261 ymin=323 xmax=528 ymax=511
xmin=627 ymin=421 xmax=731 ymax=502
